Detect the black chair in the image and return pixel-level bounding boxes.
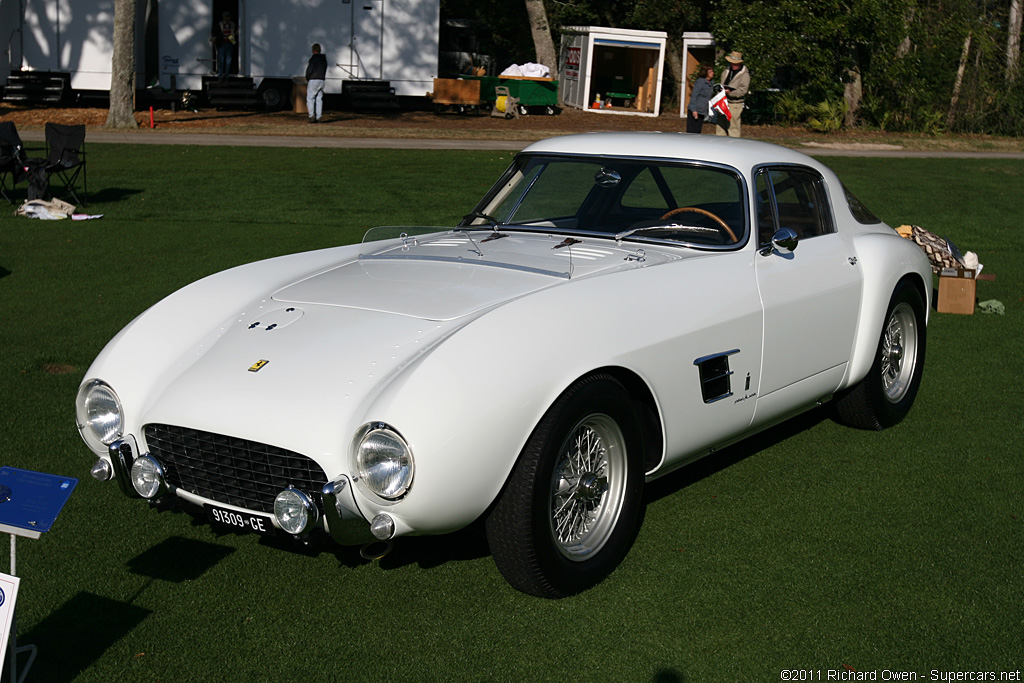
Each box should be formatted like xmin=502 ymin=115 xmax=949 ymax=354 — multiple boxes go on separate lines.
xmin=0 ymin=121 xmax=29 ymax=204
xmin=43 ymin=122 xmax=87 ymax=206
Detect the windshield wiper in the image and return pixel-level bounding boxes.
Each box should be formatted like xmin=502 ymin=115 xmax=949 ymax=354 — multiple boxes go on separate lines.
xmin=614 ymin=224 xmax=708 ymax=241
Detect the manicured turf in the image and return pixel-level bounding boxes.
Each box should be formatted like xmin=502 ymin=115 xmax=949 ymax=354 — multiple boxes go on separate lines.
xmin=0 ymin=145 xmax=1020 ymax=681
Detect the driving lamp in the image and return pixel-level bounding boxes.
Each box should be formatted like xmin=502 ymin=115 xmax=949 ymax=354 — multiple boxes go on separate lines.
xmin=130 ymin=455 xmax=167 ymax=499
xmin=274 ymin=486 xmax=318 ymax=536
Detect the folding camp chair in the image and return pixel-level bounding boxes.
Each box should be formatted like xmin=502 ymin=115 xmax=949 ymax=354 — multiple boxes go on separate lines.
xmin=0 ymin=121 xmax=29 ymax=204
xmin=43 ymin=122 xmax=88 ymax=206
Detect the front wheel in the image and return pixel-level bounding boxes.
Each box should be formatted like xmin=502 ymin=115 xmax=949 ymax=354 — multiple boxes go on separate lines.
xmin=835 ymin=280 xmax=927 ymax=429
xmin=486 ymin=374 xmax=645 ymax=598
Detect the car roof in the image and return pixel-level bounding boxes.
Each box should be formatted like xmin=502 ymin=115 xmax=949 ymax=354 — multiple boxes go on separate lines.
xmin=521 ymin=132 xmax=826 ymax=174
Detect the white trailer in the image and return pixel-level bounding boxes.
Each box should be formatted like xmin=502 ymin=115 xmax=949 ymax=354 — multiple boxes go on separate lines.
xmin=2 ymin=0 xmax=440 ymax=104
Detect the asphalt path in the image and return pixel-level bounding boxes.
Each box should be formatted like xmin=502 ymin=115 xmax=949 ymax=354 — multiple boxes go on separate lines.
xmin=19 ymin=129 xmax=1024 ymax=158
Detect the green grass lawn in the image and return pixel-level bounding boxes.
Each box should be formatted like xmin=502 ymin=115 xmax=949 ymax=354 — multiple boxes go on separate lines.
xmin=0 ymin=145 xmax=1021 ymax=682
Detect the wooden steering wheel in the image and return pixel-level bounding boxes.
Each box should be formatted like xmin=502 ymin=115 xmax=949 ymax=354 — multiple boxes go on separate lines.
xmin=660 ymin=207 xmax=738 ymax=243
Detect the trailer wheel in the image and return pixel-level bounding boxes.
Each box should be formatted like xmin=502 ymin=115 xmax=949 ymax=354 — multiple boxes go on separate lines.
xmin=258 ymin=80 xmax=291 ymax=111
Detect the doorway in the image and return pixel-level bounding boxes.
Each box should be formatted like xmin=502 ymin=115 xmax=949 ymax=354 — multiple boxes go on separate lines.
xmin=212 ymin=0 xmax=240 ymax=76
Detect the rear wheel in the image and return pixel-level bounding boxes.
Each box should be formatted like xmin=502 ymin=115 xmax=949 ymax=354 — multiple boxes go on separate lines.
xmin=486 ymin=374 xmax=645 ymax=598
xmin=836 ymin=280 xmax=927 ymax=429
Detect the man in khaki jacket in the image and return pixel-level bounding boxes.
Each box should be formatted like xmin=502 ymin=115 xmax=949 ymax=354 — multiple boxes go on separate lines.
xmin=716 ymin=51 xmax=750 ymax=138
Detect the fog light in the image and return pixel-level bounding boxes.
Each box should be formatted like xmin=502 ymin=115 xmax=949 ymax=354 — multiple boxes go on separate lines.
xmin=370 ymin=513 xmax=395 ymax=540
xmin=130 ymin=455 xmax=167 ymax=499
xmin=274 ymin=487 xmax=318 ymax=536
xmin=91 ymin=458 xmax=113 ymax=482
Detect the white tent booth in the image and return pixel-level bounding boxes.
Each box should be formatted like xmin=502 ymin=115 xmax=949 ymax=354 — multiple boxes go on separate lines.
xmin=558 ymin=26 xmax=667 ymax=117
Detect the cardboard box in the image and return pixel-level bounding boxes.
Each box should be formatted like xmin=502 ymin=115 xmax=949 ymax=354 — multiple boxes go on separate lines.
xmin=292 ymin=77 xmax=307 ymax=114
xmin=937 ymin=268 xmax=976 ymax=314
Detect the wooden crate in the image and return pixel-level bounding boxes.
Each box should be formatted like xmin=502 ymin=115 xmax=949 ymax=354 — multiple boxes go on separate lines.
xmin=430 ymin=78 xmax=483 ymax=105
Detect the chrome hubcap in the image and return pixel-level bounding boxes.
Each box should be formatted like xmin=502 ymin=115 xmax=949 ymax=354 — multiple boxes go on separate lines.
xmin=550 ymin=414 xmax=627 ymax=561
xmin=881 ymin=302 xmax=917 ymax=403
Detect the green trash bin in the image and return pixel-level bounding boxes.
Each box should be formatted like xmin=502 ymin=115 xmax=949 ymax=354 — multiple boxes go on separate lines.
xmin=467 ymin=76 xmax=559 ymax=115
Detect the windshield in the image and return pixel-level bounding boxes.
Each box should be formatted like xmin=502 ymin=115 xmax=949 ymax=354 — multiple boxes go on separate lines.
xmin=462 ymin=154 xmax=748 ymax=248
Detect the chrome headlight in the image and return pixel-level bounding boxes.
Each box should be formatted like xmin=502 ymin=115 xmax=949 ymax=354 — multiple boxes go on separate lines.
xmin=76 ymin=380 xmax=124 ymax=453
xmin=355 ymin=423 xmax=414 ymax=500
xmin=130 ymin=455 xmax=167 ymax=499
xmin=274 ymin=487 xmax=318 ymax=536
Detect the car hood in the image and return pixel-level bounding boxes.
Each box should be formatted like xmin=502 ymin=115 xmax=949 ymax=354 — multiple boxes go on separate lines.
xmin=137 ymin=231 xmax=679 ymax=455
xmin=272 ymin=231 xmax=672 ymax=321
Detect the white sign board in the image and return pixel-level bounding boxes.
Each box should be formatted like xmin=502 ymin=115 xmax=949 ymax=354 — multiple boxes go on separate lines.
xmin=0 ymin=572 xmax=20 ymax=671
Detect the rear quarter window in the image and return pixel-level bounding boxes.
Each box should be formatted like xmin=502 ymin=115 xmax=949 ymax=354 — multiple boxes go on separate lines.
xmin=843 ymin=184 xmax=882 ymax=224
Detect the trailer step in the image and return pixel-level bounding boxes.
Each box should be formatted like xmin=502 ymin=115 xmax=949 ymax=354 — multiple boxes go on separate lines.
xmin=2 ymin=71 xmax=71 ymax=106
xmin=342 ymin=80 xmax=400 ymax=111
xmin=202 ymin=76 xmax=265 ymax=109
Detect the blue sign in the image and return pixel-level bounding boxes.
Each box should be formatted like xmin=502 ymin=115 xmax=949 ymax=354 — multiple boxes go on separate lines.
xmin=0 ymin=468 xmax=78 ymax=534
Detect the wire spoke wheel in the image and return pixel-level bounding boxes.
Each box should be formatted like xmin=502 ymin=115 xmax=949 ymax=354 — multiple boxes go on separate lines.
xmin=880 ymin=301 xmax=919 ymax=403
xmin=835 ymin=280 xmax=927 ymax=430
xmin=486 ymin=374 xmax=645 ymax=598
xmin=550 ymin=414 xmax=627 ymax=561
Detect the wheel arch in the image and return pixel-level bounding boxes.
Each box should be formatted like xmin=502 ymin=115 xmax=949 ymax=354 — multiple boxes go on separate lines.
xmin=595 ymin=366 xmax=664 ymax=474
xmin=844 ymin=233 xmax=932 ymax=390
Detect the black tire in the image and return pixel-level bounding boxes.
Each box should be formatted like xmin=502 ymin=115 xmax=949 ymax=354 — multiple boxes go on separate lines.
xmin=486 ymin=374 xmax=645 ymax=598
xmin=260 ymin=85 xmax=285 ymax=110
xmin=835 ymin=280 xmax=927 ymax=430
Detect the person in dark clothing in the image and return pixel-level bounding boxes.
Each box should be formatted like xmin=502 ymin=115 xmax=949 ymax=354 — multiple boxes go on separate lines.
xmin=305 ymin=43 xmax=328 ymax=123
xmin=686 ymin=65 xmax=715 ymax=134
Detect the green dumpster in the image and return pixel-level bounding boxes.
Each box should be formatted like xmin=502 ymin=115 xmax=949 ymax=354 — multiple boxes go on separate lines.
xmin=466 ymin=76 xmax=559 ymax=115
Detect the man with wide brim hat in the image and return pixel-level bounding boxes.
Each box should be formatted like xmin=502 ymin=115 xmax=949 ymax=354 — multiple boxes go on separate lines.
xmin=716 ymin=51 xmax=750 ymax=138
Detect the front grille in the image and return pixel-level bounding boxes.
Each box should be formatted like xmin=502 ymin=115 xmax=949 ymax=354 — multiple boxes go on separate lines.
xmin=144 ymin=424 xmax=328 ymax=513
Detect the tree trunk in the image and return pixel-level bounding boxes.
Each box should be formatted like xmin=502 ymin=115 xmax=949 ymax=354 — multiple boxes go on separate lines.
xmin=946 ymin=31 xmax=972 ymax=130
xmin=105 ymin=0 xmax=138 ymax=129
xmin=663 ymin=41 xmax=684 ymax=110
xmin=844 ymin=66 xmax=862 ymax=128
xmin=1008 ymin=0 xmax=1023 ymax=82
xmin=524 ymin=0 xmax=557 ymax=70
xmin=896 ymin=7 xmax=915 ymax=59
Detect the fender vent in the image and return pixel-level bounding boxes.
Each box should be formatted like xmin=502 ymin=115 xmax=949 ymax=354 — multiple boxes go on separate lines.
xmin=694 ymin=349 xmax=739 ymax=404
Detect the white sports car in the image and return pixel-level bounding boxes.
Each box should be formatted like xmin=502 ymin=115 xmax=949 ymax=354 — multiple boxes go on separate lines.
xmin=76 ymin=133 xmax=930 ymax=598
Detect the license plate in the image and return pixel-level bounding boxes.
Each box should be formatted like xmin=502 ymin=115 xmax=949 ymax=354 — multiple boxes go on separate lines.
xmin=204 ymin=504 xmax=276 ymax=537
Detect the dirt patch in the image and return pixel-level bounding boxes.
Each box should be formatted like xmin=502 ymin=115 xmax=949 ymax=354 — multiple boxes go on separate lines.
xmin=3 ymin=101 xmax=1022 ymax=153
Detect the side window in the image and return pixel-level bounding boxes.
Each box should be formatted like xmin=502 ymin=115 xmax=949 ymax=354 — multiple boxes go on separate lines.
xmin=755 ymin=171 xmax=775 ymax=245
xmin=758 ymin=166 xmax=834 ymax=240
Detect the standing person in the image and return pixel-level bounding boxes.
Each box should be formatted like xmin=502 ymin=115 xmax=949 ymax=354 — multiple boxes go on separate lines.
xmin=715 ymin=51 xmax=750 ymax=138
xmin=686 ymin=65 xmax=715 ymax=134
xmin=305 ymin=43 xmax=328 ymax=123
xmin=212 ymin=12 xmax=237 ymax=80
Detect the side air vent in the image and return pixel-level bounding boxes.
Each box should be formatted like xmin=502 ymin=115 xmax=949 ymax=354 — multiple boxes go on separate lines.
xmin=694 ymin=349 xmax=740 ymax=404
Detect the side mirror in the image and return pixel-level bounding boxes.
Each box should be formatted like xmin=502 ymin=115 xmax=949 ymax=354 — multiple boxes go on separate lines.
xmin=760 ymin=227 xmax=799 ymax=256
